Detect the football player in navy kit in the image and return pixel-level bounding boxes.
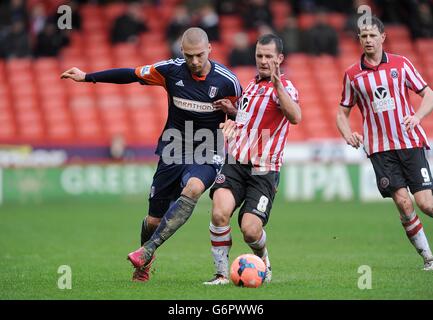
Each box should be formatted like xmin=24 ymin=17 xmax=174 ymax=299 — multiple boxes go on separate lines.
xmin=61 ymin=28 xmax=242 ymax=281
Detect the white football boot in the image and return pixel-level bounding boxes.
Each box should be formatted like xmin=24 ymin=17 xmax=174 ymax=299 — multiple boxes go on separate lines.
xmin=263 ymin=256 xmax=272 ymax=283
xmin=203 ymin=274 xmax=230 ymax=285
xmin=423 ymin=259 xmax=433 ymax=271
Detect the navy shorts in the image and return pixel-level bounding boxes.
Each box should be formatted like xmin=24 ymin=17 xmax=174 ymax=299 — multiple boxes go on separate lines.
xmin=148 ymin=157 xmax=220 ymax=218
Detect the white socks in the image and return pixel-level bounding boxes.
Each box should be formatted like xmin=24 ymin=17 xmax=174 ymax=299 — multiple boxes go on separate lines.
xmin=209 ymin=223 xmax=232 ymax=278
xmin=246 ymin=229 xmax=270 ymax=268
xmin=401 ymin=211 xmax=433 ymax=262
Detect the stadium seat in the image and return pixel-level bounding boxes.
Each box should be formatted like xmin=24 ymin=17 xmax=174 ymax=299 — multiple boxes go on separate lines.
xmin=113 ymin=43 xmax=139 ymax=60
xmin=60 ymin=46 xmax=84 ymax=60
xmin=33 ymin=57 xmax=59 ymax=73
xmin=286 ymin=125 xmax=307 ymax=141
xmin=415 ymin=39 xmax=433 ymax=55
xmin=81 ymin=4 xmax=103 ymax=20
xmin=97 ymin=94 xmax=124 ymax=109
xmin=0 ymin=93 xmax=12 ymax=110
xmin=385 ymin=25 xmax=411 ymax=41
xmin=0 ymin=121 xmax=16 ymax=140
xmin=219 ymin=15 xmax=243 ymax=32
xmin=298 ymin=13 xmax=316 ymax=29
xmin=6 ymin=58 xmax=32 ymax=74
xmin=46 ymin=123 xmax=75 ymax=140
xmin=145 ymin=7 xmax=166 ymax=32
xmin=232 ymin=66 xmax=256 ymax=87
xmin=339 ymin=37 xmax=359 ymax=56
xmin=158 ymin=4 xmax=175 ymax=21
xmin=76 ymin=122 xmax=103 ymax=140
xmin=327 ymin=13 xmax=346 ymax=31
xmin=131 ymin=109 xmax=163 ymax=144
xmin=126 ymin=94 xmax=156 ymax=110
xmin=16 ymin=112 xmax=45 ymax=140
xmin=140 ymin=43 xmax=170 ymax=62
xmin=94 ymin=85 xmax=122 ymax=100
xmin=104 ymin=2 xmax=127 ymax=24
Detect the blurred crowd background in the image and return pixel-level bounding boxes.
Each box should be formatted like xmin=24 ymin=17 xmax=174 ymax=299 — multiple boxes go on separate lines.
xmin=0 ymin=0 xmax=432 ymax=149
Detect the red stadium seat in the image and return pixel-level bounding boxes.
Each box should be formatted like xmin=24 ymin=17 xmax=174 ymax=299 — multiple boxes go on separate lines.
xmin=6 ymin=58 xmax=32 ymax=74
xmin=83 ymin=32 xmax=109 ymax=47
xmin=0 ymin=121 xmax=16 ymax=140
xmin=69 ymin=95 xmax=96 ymax=110
xmin=232 ymin=66 xmax=256 ymax=87
xmin=97 ymin=94 xmax=124 ymax=109
xmin=85 ymin=43 xmax=112 ymax=59
xmin=141 ymin=43 xmax=170 ymax=62
xmin=146 ymin=7 xmax=166 ymax=32
xmin=339 ymin=37 xmax=360 ymax=56
xmin=126 ymin=95 xmax=156 ymax=110
xmin=0 ymin=108 xmax=14 ymax=123
xmin=16 ymin=110 xmax=45 ymax=140
xmin=81 ymin=4 xmax=103 ymax=19
xmin=82 ymin=16 xmax=107 ymax=33
xmin=60 ymin=46 xmax=84 ymax=60
xmin=286 ymin=125 xmax=307 ymax=141
xmin=40 ymin=99 xmax=68 ymax=116
xmin=158 ymin=4 xmax=175 ymax=21
xmin=385 ymin=25 xmax=411 ymax=41
xmin=220 ymin=28 xmax=243 ymax=46
xmin=415 ymin=39 xmax=433 ymax=54
xmin=94 ymin=83 xmax=122 ymax=97
xmin=327 ymin=13 xmax=346 ymax=31
xmin=0 ymin=94 xmax=12 ymax=110
xmin=298 ymin=13 xmax=316 ymax=29
xmin=220 ymin=15 xmax=243 ymax=31
xmin=69 ymin=31 xmax=84 ymax=47
xmin=132 ymin=118 xmax=162 ymax=143
xmin=104 ymin=2 xmax=127 ymax=24
xmin=89 ymin=57 xmax=114 ymax=71
xmin=33 ymin=57 xmax=59 ymax=73
xmin=76 ymin=122 xmax=103 ymax=140
xmin=46 ymin=123 xmax=75 ymax=140
xmin=113 ymin=43 xmax=139 ymax=60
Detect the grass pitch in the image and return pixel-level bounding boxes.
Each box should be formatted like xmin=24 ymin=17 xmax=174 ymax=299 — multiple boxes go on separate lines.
xmin=1 ymin=195 xmax=433 ymax=300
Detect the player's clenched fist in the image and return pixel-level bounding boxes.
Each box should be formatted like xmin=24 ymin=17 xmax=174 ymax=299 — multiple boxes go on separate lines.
xmin=60 ymin=67 xmax=86 ymax=82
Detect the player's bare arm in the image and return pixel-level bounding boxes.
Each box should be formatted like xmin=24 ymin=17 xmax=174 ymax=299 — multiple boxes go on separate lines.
xmin=60 ymin=67 xmax=86 ymax=82
xmin=336 ymin=105 xmax=363 ymax=149
xmin=403 ymin=86 xmax=433 ymax=131
xmin=269 ymin=60 xmax=301 ymax=124
xmin=213 ymin=98 xmax=237 ymax=117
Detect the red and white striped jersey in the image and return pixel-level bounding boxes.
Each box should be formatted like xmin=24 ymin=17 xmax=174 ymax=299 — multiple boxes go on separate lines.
xmin=340 ymin=52 xmax=429 ymax=155
xmin=228 ymin=75 xmax=299 ymax=172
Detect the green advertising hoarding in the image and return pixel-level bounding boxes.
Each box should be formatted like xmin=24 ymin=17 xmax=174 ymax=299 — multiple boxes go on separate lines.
xmin=1 ymin=164 xmax=156 ymax=204
xmin=0 ymin=162 xmax=384 ymax=205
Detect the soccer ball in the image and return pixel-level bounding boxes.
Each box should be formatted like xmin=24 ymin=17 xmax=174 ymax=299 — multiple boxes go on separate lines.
xmin=230 ymin=254 xmax=266 ymax=288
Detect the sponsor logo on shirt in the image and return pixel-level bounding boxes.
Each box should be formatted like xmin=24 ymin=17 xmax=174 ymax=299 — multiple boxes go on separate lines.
xmin=372 ymin=86 xmax=395 ymax=113
xmin=172 ymin=96 xmax=215 ymax=112
xmin=236 ymin=96 xmax=251 ymax=125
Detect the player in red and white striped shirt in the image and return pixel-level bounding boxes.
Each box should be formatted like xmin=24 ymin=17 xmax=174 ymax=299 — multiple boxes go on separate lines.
xmin=337 ymin=16 xmax=433 ymax=270
xmin=227 ymin=69 xmax=299 ymax=172
xmin=203 ymin=34 xmax=301 ymax=285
